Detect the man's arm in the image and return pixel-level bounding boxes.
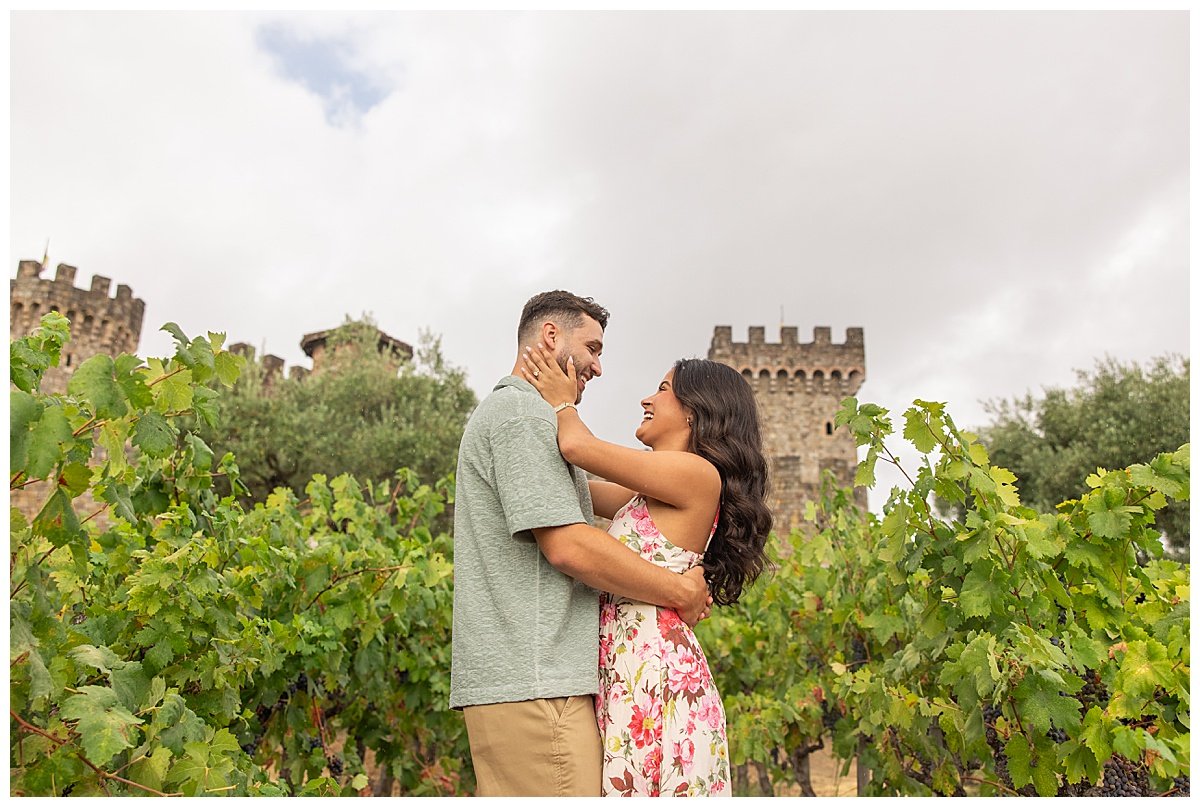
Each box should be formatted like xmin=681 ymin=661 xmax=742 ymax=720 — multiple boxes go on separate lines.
xmin=533 ymin=523 xmax=711 ymax=625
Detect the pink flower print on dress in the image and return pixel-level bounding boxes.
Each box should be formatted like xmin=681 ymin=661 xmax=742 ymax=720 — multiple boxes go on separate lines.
xmin=667 ymin=647 xmax=706 ymax=695
xmin=695 ymin=691 xmax=724 ymax=731
xmin=673 ymin=737 xmax=696 ymax=774
xmin=628 ymin=700 xmax=662 ymax=749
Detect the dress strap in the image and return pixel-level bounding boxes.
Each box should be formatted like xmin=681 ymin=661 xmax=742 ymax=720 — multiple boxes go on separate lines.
xmin=702 ymin=507 xmax=720 ymax=553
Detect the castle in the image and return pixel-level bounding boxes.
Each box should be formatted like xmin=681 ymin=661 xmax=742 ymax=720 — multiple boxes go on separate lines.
xmin=11 ymin=260 xmax=867 ymax=533
xmin=708 ymin=325 xmax=867 ymax=532
xmin=10 ymin=260 xmax=145 ymax=395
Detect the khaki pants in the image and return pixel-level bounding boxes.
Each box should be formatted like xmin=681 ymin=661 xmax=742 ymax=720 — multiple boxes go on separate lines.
xmin=463 ymin=695 xmax=602 ymax=796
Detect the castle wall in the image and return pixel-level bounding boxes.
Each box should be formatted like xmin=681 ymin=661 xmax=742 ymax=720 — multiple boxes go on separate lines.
xmin=708 ymin=325 xmax=867 ymax=533
xmin=10 ymin=260 xmax=145 ymax=394
xmin=10 ymin=260 xmax=146 ymax=526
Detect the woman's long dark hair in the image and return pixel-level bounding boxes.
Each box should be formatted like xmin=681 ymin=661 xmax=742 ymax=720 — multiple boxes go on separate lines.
xmin=672 ymin=358 xmax=772 ymax=606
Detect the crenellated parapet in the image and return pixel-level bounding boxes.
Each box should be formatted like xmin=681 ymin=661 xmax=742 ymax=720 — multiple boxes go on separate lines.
xmin=10 ymin=260 xmax=146 ymax=393
xmin=709 ymin=325 xmax=866 ymax=396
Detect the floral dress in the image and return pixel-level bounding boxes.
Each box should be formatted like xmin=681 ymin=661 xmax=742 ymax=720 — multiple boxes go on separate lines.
xmin=597 ymin=496 xmax=730 ymax=797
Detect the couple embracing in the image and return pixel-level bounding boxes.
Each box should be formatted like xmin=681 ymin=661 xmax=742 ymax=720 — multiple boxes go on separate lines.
xmin=449 ymin=290 xmax=772 ymax=797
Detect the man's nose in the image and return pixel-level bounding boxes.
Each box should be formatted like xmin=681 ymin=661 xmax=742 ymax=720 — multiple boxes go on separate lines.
xmin=591 ymin=358 xmax=603 ymax=378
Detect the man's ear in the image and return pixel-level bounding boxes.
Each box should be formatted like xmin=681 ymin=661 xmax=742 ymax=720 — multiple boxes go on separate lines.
xmin=541 ymin=321 xmax=559 ymax=349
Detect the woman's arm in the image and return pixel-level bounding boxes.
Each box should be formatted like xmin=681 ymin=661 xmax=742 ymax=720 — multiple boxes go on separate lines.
xmin=589 ymin=480 xmax=638 ymax=520
xmin=521 ymin=346 xmax=720 ymax=509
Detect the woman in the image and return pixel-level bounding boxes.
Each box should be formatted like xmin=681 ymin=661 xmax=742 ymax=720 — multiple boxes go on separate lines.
xmin=521 ymin=345 xmax=773 ymax=797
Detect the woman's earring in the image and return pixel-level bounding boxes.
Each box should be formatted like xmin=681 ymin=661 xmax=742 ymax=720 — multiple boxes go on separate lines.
xmin=686 ymin=418 xmax=693 ymax=428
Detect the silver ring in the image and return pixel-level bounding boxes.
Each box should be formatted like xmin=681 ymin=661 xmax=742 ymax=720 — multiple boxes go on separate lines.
xmin=533 ymin=370 xmax=540 ymax=377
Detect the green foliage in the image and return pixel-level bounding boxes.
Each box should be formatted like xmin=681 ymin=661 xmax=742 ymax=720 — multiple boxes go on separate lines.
xmin=195 ymin=317 xmax=476 ymax=504
xmin=10 ymin=315 xmax=469 ymax=796
xmin=976 ymin=354 xmax=1190 ymax=558
xmin=704 ymin=397 xmax=1189 ymax=797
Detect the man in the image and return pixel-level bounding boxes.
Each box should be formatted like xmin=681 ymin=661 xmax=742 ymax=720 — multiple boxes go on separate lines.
xmin=450 ymin=290 xmax=711 ymax=796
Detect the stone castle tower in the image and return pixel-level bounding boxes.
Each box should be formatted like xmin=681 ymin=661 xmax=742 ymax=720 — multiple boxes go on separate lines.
xmin=708 ymin=325 xmax=867 ymax=533
xmin=10 ymin=260 xmax=145 ymax=393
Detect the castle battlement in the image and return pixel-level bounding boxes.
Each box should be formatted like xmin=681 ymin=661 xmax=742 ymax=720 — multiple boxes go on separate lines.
xmin=709 ymin=325 xmax=865 ymax=390
xmin=10 ymin=260 xmax=146 ymax=394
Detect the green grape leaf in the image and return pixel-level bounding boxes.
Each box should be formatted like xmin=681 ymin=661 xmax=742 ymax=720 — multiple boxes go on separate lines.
xmin=167 ymin=730 xmax=239 ymax=795
xmin=60 ymin=462 xmax=92 ymax=497
xmin=190 ymin=386 xmax=220 ymax=429
xmin=1084 ymin=488 xmax=1134 ymax=539
xmin=26 ymin=406 xmax=73 ymax=480
xmin=903 ymin=407 xmax=941 ymax=454
xmin=128 ymin=746 xmax=173 ymax=793
xmin=10 ymin=389 xmax=42 ymax=473
xmin=67 ymin=355 xmax=127 ymax=420
xmin=1005 ymin=735 xmax=1033 ymax=788
xmin=1063 ymin=739 xmax=1097 ymax=785
xmin=1111 ymin=725 xmax=1145 ymax=761
xmin=186 ymin=433 xmax=214 ymax=471
xmin=111 ymin=661 xmax=150 ymax=712
xmin=60 ymin=685 xmax=143 ymax=766
xmin=113 ymin=353 xmax=154 ymax=409
xmin=100 ymin=480 xmax=137 ymax=523
xmin=70 ymin=644 xmax=123 ymax=675
xmin=156 ymin=368 xmax=194 ymax=412
xmin=1115 ymin=640 xmax=1174 ymax=701
xmin=958 ymin=564 xmax=994 ymax=619
xmin=1078 ymin=706 xmax=1112 ymax=764
xmin=1022 ymin=517 xmax=1063 ymax=560
xmin=1030 ymin=754 xmax=1058 ymax=797
xmin=133 ymin=412 xmax=176 ymax=458
xmin=214 ymin=350 xmax=244 ymax=387
xmin=34 ymin=486 xmax=84 ymax=547
xmin=11 ymin=614 xmax=52 ymax=703
xmin=160 ymin=322 xmax=188 ymax=345
xmin=1014 ymin=670 xmax=1083 ymax=735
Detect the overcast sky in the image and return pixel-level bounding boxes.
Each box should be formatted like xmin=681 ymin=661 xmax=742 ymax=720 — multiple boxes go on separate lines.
xmin=10 ymin=11 xmax=1190 ymax=510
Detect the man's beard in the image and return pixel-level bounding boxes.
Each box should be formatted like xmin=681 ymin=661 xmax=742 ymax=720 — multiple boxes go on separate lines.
xmin=556 ymin=349 xmax=587 ymax=404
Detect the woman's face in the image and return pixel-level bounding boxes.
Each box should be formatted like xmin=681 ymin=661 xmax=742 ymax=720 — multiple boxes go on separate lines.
xmin=635 ymin=368 xmax=692 ymax=450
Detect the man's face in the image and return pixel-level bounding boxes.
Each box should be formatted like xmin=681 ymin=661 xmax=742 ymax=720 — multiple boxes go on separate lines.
xmin=555 ymin=316 xmax=604 ymax=404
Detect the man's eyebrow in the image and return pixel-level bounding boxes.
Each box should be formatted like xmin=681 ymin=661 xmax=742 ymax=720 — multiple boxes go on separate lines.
xmin=588 ymin=340 xmax=603 ymax=353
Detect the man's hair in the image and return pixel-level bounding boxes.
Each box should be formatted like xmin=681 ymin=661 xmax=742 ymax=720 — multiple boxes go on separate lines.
xmin=517 ymin=290 xmax=610 ymax=344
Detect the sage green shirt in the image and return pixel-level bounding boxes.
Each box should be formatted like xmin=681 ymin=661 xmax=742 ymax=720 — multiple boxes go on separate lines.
xmin=449 ymin=375 xmax=598 ymax=710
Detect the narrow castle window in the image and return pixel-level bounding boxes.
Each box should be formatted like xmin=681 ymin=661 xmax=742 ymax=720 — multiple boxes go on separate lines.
xmin=758 ymin=369 xmax=770 ymax=379
xmin=742 ymin=369 xmax=753 ymax=379
xmin=825 ymin=422 xmax=833 ymax=436
xmin=65 ymin=353 xmax=71 ymax=367
xmin=776 ymin=369 xmax=788 ymax=379
xmin=831 ymin=370 xmax=842 ymax=381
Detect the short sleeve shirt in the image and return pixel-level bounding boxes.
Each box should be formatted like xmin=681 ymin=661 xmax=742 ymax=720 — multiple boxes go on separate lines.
xmin=449 ymin=375 xmax=598 ymax=709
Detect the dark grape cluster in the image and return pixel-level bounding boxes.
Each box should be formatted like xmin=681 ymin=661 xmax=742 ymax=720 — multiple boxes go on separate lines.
xmin=1046 ymin=727 xmax=1068 ymax=744
xmin=1049 ymin=636 xmax=1062 ymax=648
xmin=1097 ymin=755 xmax=1149 ymax=797
xmin=1168 ymin=774 xmax=1189 ymax=796
xmin=327 ymin=755 xmax=344 ymax=777
xmin=821 ymin=701 xmax=839 ymax=732
xmin=850 ymin=638 xmax=867 ymax=666
xmin=982 ymin=705 xmax=1002 ymax=749
xmin=308 ymin=735 xmax=323 ymax=751
xmin=241 ymin=740 xmax=257 ymax=755
xmin=287 ymin=672 xmax=309 ymax=696
xmin=1078 ymin=671 xmax=1109 ymax=708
